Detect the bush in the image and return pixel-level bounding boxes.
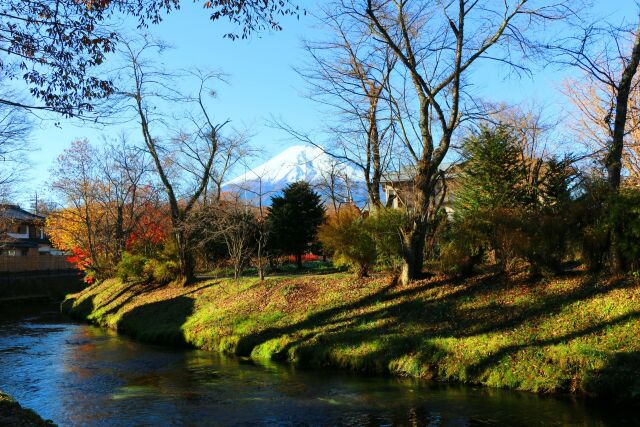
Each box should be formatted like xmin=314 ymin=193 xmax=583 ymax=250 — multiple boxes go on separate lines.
xmin=572 ymin=180 xmax=640 ymax=272
xmin=609 ymin=188 xmax=640 ymax=271
xmin=365 ymin=207 xmax=406 ymax=269
xmin=143 ymin=259 xmax=180 ymax=285
xmin=436 ymin=218 xmax=482 ymax=277
xmin=318 ymin=206 xmax=376 ymax=278
xmin=116 ymin=252 xmax=149 ymax=282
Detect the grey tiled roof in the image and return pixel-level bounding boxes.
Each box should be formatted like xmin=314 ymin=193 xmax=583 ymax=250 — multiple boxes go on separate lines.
xmin=0 ymin=204 xmax=45 ymax=221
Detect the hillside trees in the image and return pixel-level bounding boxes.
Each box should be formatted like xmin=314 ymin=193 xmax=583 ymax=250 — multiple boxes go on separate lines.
xmin=268 ymin=181 xmax=325 ymax=269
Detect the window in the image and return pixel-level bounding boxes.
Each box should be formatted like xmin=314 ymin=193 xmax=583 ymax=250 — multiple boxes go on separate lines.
xmin=6 ymin=250 xmax=17 ymax=256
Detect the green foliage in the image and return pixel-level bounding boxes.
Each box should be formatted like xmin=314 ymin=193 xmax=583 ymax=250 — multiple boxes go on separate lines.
xmin=609 ymin=188 xmax=640 ymax=271
xmin=365 ymin=208 xmax=406 ymax=268
xmin=571 ymin=179 xmax=640 ymax=272
xmin=267 ymin=181 xmax=325 ymax=266
xmin=318 ymin=206 xmax=376 ymax=277
xmin=116 ymin=252 xmax=149 ymax=282
xmin=452 ymin=124 xmax=578 ymax=274
xmin=454 ymin=125 xmax=530 ymax=217
xmin=143 ymin=259 xmax=180 ymax=285
xmin=436 ymin=218 xmax=483 ymax=277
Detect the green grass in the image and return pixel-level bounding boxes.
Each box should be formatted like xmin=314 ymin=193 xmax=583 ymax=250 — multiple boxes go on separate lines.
xmin=0 ymin=391 xmax=55 ymax=426
xmin=61 ymin=271 xmax=640 ymax=400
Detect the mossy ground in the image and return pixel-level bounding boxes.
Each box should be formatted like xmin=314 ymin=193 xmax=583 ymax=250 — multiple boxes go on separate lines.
xmin=0 ymin=392 xmax=55 ymax=426
xmin=62 ymin=270 xmax=640 ymax=400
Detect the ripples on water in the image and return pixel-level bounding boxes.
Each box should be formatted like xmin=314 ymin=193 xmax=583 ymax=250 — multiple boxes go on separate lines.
xmin=0 ymin=306 xmax=636 ymax=426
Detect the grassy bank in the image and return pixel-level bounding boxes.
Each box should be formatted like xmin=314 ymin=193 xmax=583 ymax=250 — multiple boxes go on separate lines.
xmin=61 ymin=271 xmax=640 ymax=400
xmin=0 ymin=392 xmax=54 ymax=426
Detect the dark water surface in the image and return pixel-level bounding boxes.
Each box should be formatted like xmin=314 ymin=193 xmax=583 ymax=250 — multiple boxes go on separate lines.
xmin=0 ymin=306 xmax=636 ymax=426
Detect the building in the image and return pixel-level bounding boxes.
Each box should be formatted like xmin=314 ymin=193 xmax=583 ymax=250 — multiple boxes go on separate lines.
xmin=381 ymin=164 xmax=459 ymax=217
xmin=0 ymin=204 xmax=70 ymax=272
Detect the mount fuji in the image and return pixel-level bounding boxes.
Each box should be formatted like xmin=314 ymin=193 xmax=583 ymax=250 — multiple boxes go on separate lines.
xmin=222 ymin=145 xmax=367 ymax=205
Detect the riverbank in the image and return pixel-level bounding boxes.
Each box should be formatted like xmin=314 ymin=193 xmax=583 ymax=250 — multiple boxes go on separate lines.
xmin=0 ymin=391 xmax=54 ymax=426
xmin=61 ymin=271 xmax=640 ymax=400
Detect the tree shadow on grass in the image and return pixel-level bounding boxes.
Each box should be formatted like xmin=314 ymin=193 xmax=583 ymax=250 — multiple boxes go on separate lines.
xmin=234 ymin=272 xmax=639 ymax=386
xmin=116 ymin=296 xmax=195 ymax=347
xmin=234 ymin=274 xmax=484 ymax=356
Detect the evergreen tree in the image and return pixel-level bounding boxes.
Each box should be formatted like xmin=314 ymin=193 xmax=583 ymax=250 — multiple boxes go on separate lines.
xmin=267 ymin=181 xmax=325 ymax=269
xmin=452 ymin=124 xmax=578 ymax=274
xmin=454 ymin=125 xmax=529 ymax=218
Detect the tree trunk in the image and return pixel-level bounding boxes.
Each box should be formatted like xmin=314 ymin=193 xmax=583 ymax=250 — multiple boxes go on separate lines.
xmin=115 ymin=204 xmax=125 ymax=258
xmin=400 ymin=219 xmax=427 ymax=285
xmin=296 ymin=253 xmax=303 ymax=270
xmin=357 ymin=263 xmax=369 ymax=279
xmin=175 ymin=229 xmax=195 ymax=284
xmin=607 ymin=22 xmax=640 ymax=274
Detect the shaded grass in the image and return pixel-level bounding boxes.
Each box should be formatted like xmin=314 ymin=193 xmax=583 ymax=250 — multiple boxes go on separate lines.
xmin=0 ymin=391 xmax=55 ymax=426
xmin=62 ymin=271 xmax=640 ymax=400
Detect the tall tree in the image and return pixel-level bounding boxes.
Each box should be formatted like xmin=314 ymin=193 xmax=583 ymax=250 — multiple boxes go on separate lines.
xmin=276 ymin=2 xmax=395 ymax=208
xmin=454 ymin=125 xmax=529 ymax=217
xmin=357 ymin=0 xmax=571 ymax=284
xmin=267 ymin=181 xmax=325 ymax=269
xmin=555 ymin=15 xmax=640 ymax=272
xmin=0 ymin=102 xmax=32 ymax=200
xmin=119 ymin=39 xmax=239 ymax=283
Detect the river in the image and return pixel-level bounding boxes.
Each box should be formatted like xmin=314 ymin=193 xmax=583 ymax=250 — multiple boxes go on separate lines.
xmin=0 ymin=305 xmax=636 ymax=426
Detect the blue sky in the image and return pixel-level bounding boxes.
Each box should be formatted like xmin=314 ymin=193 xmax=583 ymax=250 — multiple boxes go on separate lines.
xmin=18 ymin=1 xmax=639 ymax=205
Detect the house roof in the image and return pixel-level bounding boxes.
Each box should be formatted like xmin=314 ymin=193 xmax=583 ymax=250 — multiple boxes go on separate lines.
xmin=381 ymin=162 xmax=459 ymax=184
xmin=0 ymin=204 xmax=45 ymax=221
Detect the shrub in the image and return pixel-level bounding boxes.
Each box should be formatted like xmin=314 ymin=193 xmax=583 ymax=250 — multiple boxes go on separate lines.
xmin=116 ymin=252 xmax=149 ymax=282
xmin=318 ymin=206 xmax=376 ymax=278
xmin=609 ymin=187 xmax=640 ymax=271
xmin=572 ymin=179 xmax=640 ymax=272
xmin=365 ymin=207 xmax=406 ymax=269
xmin=144 ymin=259 xmax=180 ymax=285
xmin=436 ymin=218 xmax=483 ymax=277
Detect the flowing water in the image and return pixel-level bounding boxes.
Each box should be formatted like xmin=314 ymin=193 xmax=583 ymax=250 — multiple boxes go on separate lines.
xmin=0 ymin=305 xmax=636 ymax=426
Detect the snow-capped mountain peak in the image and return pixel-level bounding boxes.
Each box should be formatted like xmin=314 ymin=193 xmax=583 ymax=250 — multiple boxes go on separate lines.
xmin=222 ymin=145 xmax=365 ymax=203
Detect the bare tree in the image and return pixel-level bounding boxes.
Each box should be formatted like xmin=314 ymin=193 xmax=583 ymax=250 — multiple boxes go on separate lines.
xmin=317 ymin=159 xmax=356 ymax=211
xmin=354 ymin=0 xmax=572 ymax=284
xmin=276 ymin=2 xmax=396 ymax=208
xmin=206 ymin=130 xmax=254 ymax=203
xmin=188 ymin=198 xmax=258 ymax=280
xmin=118 ymin=38 xmax=236 ymax=283
xmin=554 ymin=14 xmax=640 ymax=272
xmin=99 ymin=133 xmax=154 ymax=258
xmin=0 ymin=102 xmax=32 ymax=201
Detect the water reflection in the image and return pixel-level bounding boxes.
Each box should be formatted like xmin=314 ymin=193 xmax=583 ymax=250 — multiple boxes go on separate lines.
xmin=0 ymin=306 xmax=635 ymax=426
